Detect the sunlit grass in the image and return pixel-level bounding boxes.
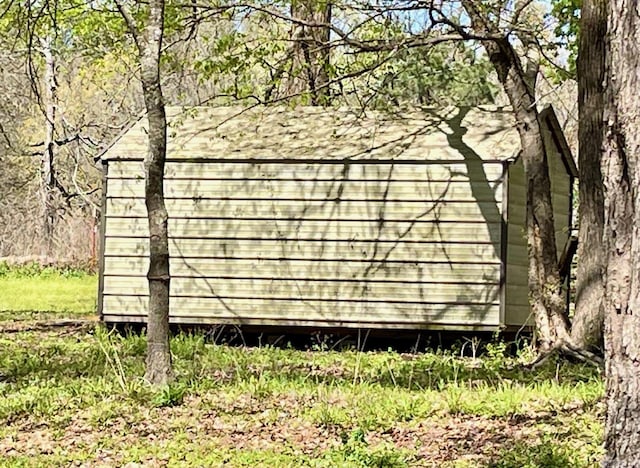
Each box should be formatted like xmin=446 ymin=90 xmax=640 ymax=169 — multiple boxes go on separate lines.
xmin=0 ymin=276 xmax=97 ymax=315
xmin=0 ymin=271 xmax=604 ymax=466
xmin=0 ymin=323 xmax=605 ymax=467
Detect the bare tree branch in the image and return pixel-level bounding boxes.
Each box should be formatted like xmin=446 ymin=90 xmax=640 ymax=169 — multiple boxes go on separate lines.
xmin=113 ymin=0 xmax=141 ymax=47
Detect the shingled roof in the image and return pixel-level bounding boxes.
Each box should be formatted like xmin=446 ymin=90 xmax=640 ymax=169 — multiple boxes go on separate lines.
xmin=101 ymin=106 xmax=527 ymax=162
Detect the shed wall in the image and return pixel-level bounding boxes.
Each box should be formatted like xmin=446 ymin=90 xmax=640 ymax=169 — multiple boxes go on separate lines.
xmin=504 ymin=124 xmax=573 ymax=326
xmin=100 ymin=160 xmax=504 ymax=329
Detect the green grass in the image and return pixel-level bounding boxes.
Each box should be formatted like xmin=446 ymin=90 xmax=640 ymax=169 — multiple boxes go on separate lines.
xmin=0 ymin=274 xmax=605 ymax=466
xmin=0 ymin=276 xmax=97 ymax=315
xmin=0 ymin=325 xmax=605 ymax=467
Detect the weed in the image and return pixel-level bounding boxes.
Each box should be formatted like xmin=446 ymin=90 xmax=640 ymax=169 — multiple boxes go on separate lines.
xmin=152 ymin=382 xmax=187 ymax=407
xmin=442 ymin=382 xmax=465 ymax=415
xmin=333 ymin=428 xmax=410 ymax=467
xmin=96 ymin=327 xmax=134 ymax=393
xmin=490 ymin=435 xmax=593 ymax=468
xmin=484 ymin=340 xmax=508 ymax=368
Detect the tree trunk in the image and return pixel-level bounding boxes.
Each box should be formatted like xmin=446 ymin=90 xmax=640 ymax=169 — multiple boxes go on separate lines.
xmin=571 ymin=0 xmax=606 ymax=351
xmin=40 ymin=35 xmax=56 ymax=256
xmin=602 ymin=1 xmax=640 ymax=464
xmin=461 ymin=2 xmax=570 ymax=351
xmin=141 ymin=0 xmax=172 ymax=386
xmin=117 ymin=0 xmax=173 ymax=385
xmin=287 ymin=0 xmax=331 ymax=105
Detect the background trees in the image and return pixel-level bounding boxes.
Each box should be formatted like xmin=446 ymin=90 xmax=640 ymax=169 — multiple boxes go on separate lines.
xmin=286 ymin=0 xmax=332 ymax=104
xmin=0 ymin=0 xmax=137 ymax=261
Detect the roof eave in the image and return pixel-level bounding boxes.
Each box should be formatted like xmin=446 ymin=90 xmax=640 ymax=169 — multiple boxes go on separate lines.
xmin=539 ymin=105 xmax=578 ymax=178
xmin=97 ymin=111 xmax=146 ymax=162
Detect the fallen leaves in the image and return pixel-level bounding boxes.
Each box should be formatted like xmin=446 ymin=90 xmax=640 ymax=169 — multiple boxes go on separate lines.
xmin=0 ymin=394 xmax=594 ymax=467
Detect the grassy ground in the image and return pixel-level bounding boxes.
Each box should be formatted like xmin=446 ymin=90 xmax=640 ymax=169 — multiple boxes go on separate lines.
xmin=0 ymin=271 xmax=605 ymax=467
xmin=0 ymin=264 xmax=96 ymax=317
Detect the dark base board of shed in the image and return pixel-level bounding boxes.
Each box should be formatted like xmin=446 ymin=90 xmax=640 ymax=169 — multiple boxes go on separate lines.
xmin=104 ymin=322 xmax=532 ymax=355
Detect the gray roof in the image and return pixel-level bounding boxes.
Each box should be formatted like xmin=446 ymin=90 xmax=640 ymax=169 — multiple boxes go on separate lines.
xmin=101 ymin=105 xmax=575 ymax=173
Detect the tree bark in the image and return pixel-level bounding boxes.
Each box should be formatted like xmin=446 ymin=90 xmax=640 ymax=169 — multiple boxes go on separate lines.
xmin=287 ymin=0 xmax=331 ymax=105
xmin=116 ymin=0 xmax=173 ymax=385
xmin=571 ymin=0 xmax=606 ymax=351
xmin=40 ymin=35 xmax=56 ymax=256
xmin=461 ymin=2 xmax=570 ymax=351
xmin=602 ymin=1 xmax=640 ymax=464
xmin=140 ymin=0 xmax=172 ymax=386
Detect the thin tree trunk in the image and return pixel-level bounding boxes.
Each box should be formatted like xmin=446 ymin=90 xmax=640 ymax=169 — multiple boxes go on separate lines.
xmin=287 ymin=0 xmax=331 ymax=105
xmin=40 ymin=35 xmax=56 ymax=256
xmin=602 ymin=0 xmax=640 ymax=464
xmin=140 ymin=0 xmax=172 ymax=386
xmin=571 ymin=0 xmax=605 ymax=351
xmin=461 ymin=2 xmax=570 ymax=351
xmin=116 ymin=0 xmax=173 ymax=385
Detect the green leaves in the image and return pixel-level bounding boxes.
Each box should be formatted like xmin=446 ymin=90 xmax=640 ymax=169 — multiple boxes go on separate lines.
xmin=550 ymin=0 xmax=582 ymax=77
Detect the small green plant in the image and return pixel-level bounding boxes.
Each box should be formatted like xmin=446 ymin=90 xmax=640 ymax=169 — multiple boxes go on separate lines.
xmin=442 ymin=382 xmax=465 ymax=415
xmin=152 ymin=383 xmax=187 ymax=407
xmin=490 ymin=437 xmax=579 ymax=468
xmin=485 ymin=340 xmax=507 ymax=362
xmin=335 ymin=428 xmax=408 ymax=467
xmin=95 ymin=327 xmax=143 ymax=395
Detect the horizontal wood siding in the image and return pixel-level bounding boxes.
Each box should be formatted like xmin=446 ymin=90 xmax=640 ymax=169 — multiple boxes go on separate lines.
xmin=105 ymin=218 xmax=502 ymax=243
xmin=103 ymin=277 xmax=500 ymax=303
xmin=106 ymin=161 xmax=507 ymax=183
xmin=504 ymin=160 xmax=530 ymax=326
xmin=104 ymin=238 xmax=500 ymax=262
xmin=102 ymin=296 xmax=500 ymax=327
xmin=107 ymin=178 xmax=503 ymax=203
xmin=103 ymin=256 xmax=502 ymax=282
xmin=102 ymin=160 xmax=504 ymax=328
xmin=106 ymin=199 xmax=503 ymax=222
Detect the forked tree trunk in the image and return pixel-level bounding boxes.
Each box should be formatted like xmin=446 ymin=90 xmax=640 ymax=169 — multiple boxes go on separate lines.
xmin=514 ymin=103 xmax=571 ymax=351
xmin=571 ymin=0 xmax=606 ymax=351
xmin=116 ymin=0 xmax=173 ymax=385
xmin=602 ymin=0 xmax=640 ymax=464
xmin=287 ymin=0 xmax=331 ymax=105
xmin=461 ymin=2 xmax=571 ymax=351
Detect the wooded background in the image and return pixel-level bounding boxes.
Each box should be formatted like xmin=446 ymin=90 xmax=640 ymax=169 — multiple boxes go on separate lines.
xmin=0 ymin=0 xmax=577 ymax=264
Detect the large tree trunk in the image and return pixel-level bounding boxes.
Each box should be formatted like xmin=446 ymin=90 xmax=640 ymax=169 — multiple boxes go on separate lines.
xmin=461 ymin=2 xmax=570 ymax=351
xmin=117 ymin=0 xmax=173 ymax=385
xmin=602 ymin=0 xmax=640 ymax=464
xmin=571 ymin=0 xmax=606 ymax=351
xmin=287 ymin=0 xmax=331 ymax=105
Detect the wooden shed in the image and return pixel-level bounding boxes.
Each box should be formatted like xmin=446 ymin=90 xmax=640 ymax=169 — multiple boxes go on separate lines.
xmin=98 ymin=105 xmax=577 ymax=331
